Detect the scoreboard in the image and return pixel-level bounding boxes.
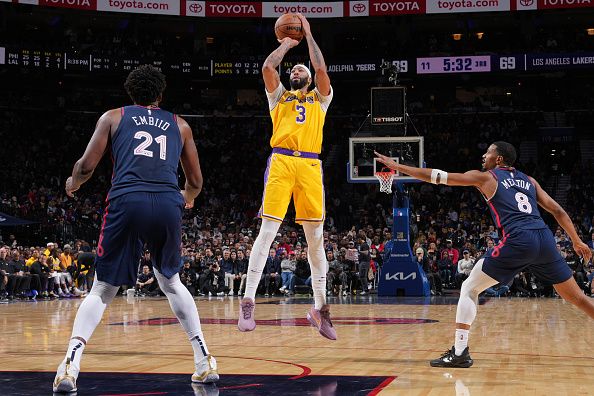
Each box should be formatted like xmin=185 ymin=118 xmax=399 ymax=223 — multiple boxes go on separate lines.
xmin=2 ymin=46 xmax=593 ymax=78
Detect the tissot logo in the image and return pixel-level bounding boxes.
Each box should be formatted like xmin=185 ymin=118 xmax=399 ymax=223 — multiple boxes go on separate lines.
xmin=373 ymin=116 xmax=404 ymax=123
xmin=385 ymin=272 xmax=417 ymax=281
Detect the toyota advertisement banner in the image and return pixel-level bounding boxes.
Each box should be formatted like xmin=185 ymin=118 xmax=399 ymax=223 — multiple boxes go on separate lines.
xmin=7 ymin=0 xmax=594 ymax=17
xmin=39 ymin=0 xmax=96 ymax=10
xmin=263 ymin=1 xmax=344 ymax=18
xmin=97 ymin=0 xmax=180 ymax=15
xmin=426 ymin=0 xmax=510 ymax=13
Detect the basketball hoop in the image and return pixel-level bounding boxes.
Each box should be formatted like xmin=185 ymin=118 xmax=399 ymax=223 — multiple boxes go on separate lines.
xmin=375 ymin=168 xmax=396 ymax=194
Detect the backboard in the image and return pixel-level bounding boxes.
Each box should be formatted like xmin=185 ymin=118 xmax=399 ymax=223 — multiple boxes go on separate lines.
xmin=348 ymin=136 xmax=424 ymax=183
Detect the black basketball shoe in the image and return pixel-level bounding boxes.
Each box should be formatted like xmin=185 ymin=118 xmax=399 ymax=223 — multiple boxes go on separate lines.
xmin=430 ymin=346 xmax=473 ymax=368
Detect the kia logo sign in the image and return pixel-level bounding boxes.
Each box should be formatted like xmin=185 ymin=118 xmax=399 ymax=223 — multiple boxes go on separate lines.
xmin=189 ymin=2 xmax=202 ymax=13
xmin=0 ymin=217 xmax=5 ymax=222
xmin=385 ymin=272 xmax=417 ymax=281
xmin=353 ymin=2 xmax=366 ymax=12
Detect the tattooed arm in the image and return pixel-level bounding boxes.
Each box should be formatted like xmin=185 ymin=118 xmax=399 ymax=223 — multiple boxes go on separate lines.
xmin=296 ymin=13 xmax=331 ymax=96
xmin=262 ymin=37 xmax=299 ymax=93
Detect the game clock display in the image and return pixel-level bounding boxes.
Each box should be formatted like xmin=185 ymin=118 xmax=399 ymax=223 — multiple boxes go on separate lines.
xmin=416 ymin=56 xmax=491 ymax=74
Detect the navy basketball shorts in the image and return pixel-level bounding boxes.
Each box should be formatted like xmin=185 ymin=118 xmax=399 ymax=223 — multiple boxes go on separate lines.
xmin=95 ymin=191 xmax=185 ymax=286
xmin=482 ymin=228 xmax=573 ymax=285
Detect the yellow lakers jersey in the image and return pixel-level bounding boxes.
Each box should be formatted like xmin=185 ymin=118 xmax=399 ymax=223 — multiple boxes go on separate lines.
xmin=267 ymin=84 xmax=333 ymax=154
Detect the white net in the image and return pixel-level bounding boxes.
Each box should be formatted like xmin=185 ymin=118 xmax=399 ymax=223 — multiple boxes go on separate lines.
xmin=375 ymin=170 xmax=395 ymax=194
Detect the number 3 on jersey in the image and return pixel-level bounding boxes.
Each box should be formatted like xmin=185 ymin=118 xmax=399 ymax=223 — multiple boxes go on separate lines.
xmin=134 ymin=131 xmax=167 ymax=160
xmin=295 ymin=105 xmax=306 ymax=124
xmin=515 ymin=192 xmax=532 ymax=214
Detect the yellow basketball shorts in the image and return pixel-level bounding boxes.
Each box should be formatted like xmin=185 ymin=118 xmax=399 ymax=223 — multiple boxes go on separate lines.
xmin=258 ymin=153 xmax=325 ymax=224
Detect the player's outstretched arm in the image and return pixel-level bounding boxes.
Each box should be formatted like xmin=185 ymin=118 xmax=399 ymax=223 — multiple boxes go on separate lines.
xmin=374 ymin=151 xmax=492 ymax=189
xmin=262 ymin=38 xmax=299 ymax=93
xmin=178 ymin=116 xmax=203 ymax=209
xmin=530 ymin=177 xmax=592 ymax=262
xmin=65 ymin=109 xmax=115 ymax=197
xmin=296 ymin=14 xmax=330 ymax=96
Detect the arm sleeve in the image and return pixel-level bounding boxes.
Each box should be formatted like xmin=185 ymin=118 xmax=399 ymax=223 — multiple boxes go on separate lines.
xmin=266 ymin=83 xmax=286 ymax=111
xmin=313 ymin=85 xmax=333 ymax=113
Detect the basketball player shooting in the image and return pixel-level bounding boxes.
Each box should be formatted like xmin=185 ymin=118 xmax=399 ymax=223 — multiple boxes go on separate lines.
xmin=375 ymin=142 xmax=593 ymax=368
xmin=53 ymin=65 xmax=218 ymax=393
xmin=237 ymin=14 xmax=337 ymax=340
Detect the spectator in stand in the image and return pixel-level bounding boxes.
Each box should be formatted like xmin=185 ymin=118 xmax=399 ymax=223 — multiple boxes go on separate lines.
xmin=279 ymin=251 xmax=296 ymax=295
xmin=8 ymin=249 xmax=32 ymax=299
xmin=485 ymin=238 xmax=495 ymax=255
xmin=236 ymin=250 xmax=248 ymax=296
xmin=0 ymin=247 xmax=11 ymax=299
xmin=558 ymin=233 xmax=571 ymax=250
xmin=456 ymin=250 xmax=475 ymax=286
xmin=263 ymin=248 xmax=281 ymax=297
xmin=201 ymin=248 xmax=216 ymax=269
xmin=438 ymin=250 xmax=455 ymax=287
xmin=326 ymin=250 xmax=342 ymax=296
xmin=135 ymin=265 xmax=158 ymax=296
xmin=291 ymin=250 xmax=312 ymax=294
xmin=416 ymin=247 xmax=440 ymax=296
xmin=229 ymin=250 xmax=241 ymax=295
xmin=180 ymin=261 xmax=197 ymax=296
xmin=357 ymin=236 xmax=371 ymax=295
xmin=30 ymin=253 xmax=51 ymax=298
xmin=138 ymin=251 xmax=153 ymax=273
xmin=219 ymin=249 xmax=235 ymax=296
xmin=487 ymin=225 xmax=499 ymax=243
xmin=204 ymin=262 xmax=226 ymax=297
xmin=442 ymin=240 xmax=459 ymax=265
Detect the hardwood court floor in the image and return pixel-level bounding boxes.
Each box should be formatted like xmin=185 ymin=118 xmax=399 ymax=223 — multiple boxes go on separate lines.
xmin=1 ymin=294 xmax=593 ymax=395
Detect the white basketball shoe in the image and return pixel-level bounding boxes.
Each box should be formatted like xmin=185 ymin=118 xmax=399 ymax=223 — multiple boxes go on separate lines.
xmin=192 ymin=354 xmax=219 ymax=383
xmin=53 ymin=357 xmax=79 ymax=393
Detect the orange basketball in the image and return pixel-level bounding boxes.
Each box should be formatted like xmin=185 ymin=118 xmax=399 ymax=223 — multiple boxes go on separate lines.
xmin=274 ymin=14 xmax=303 ymax=42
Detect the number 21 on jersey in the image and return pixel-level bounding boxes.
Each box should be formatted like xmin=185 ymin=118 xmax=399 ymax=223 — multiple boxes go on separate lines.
xmin=295 ymin=105 xmax=306 ymax=124
xmin=134 ymin=131 xmax=167 ymax=160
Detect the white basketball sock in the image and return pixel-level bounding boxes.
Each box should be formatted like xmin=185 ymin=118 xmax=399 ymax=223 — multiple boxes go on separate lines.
xmin=244 ymin=219 xmax=281 ymax=300
xmin=455 ymin=259 xmax=498 ymax=325
xmin=302 ymin=223 xmax=327 ymax=310
xmin=153 ymin=269 xmax=209 ymax=361
xmin=454 ymin=259 xmax=497 ymax=356
xmin=454 ymin=329 xmax=469 ymax=356
xmin=66 ymin=279 xmax=119 ymax=367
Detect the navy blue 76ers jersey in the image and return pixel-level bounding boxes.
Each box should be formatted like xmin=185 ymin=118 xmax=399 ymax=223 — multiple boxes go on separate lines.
xmin=108 ymin=105 xmax=182 ymax=199
xmin=484 ymin=167 xmax=548 ymax=235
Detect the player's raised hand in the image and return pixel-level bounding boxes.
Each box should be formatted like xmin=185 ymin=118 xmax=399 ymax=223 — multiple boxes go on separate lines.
xmin=277 ymin=37 xmax=300 ymax=48
xmin=65 ymin=177 xmax=79 ymax=197
xmin=374 ymin=151 xmax=400 ymax=171
xmin=573 ymin=240 xmax=593 ymax=263
xmin=295 ymin=13 xmax=311 ymax=37
xmin=181 ymin=190 xmax=194 ymax=209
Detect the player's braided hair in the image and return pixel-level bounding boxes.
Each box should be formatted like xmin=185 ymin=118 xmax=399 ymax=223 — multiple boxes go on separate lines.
xmin=124 ymin=65 xmax=166 ymax=106
xmin=492 ymin=141 xmax=517 ymax=166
